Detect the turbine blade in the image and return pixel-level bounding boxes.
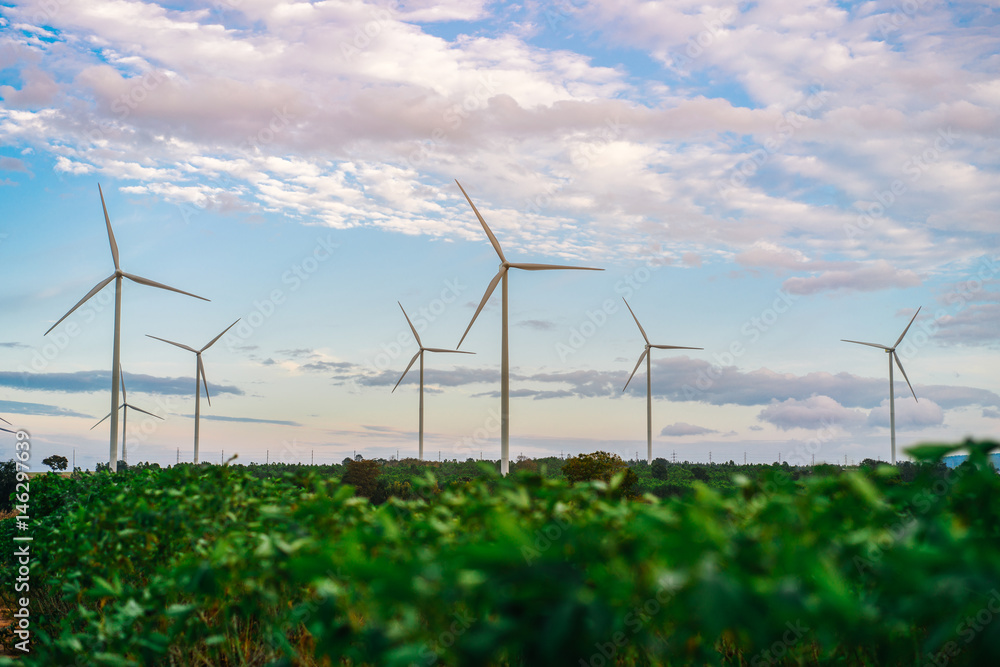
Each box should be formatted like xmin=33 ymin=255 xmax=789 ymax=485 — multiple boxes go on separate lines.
xmin=122 ymin=272 xmax=209 ymax=302
xmin=146 ymin=334 xmax=198 ymax=354
xmin=841 ymin=339 xmax=889 ymax=350
xmin=423 ymin=348 xmax=476 ymax=355
xmin=126 ymin=404 xmax=164 ymax=420
xmin=508 ymin=263 xmax=603 ymax=271
xmin=392 ymin=351 xmax=421 ymax=393
xmin=893 ymin=306 xmax=922 ymax=349
xmin=398 ymin=302 xmax=422 ymax=347
xmin=0 ymin=426 xmax=15 ymax=434
xmin=455 ymin=180 xmax=506 ymax=263
xmin=0 ymin=415 xmax=11 ymax=426
xmin=120 ymin=371 xmax=127 ymax=403
xmin=458 ymin=269 xmax=504 ymax=348
xmin=44 ymin=274 xmax=116 ymax=335
xmin=198 ymin=356 xmax=211 ymax=406
xmin=98 ymin=184 xmax=120 ymax=272
xmin=622 ymin=298 xmax=649 ymax=344
xmin=90 ymin=410 xmax=117 ymax=430
xmin=201 ymin=319 xmax=241 ymax=352
xmin=650 ymin=344 xmax=703 ymax=350
xmin=893 ymin=352 xmax=918 ymax=402
xmin=623 ymin=349 xmax=649 ymax=392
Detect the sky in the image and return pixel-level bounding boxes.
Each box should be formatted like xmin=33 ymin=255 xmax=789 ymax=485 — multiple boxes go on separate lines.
xmin=0 ymin=0 xmax=998 ymax=470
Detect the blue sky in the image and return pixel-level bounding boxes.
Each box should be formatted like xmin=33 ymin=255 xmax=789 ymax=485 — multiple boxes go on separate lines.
xmin=0 ymin=0 xmax=997 ymax=469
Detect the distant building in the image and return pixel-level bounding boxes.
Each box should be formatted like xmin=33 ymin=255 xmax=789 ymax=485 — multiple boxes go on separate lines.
xmin=941 ymin=453 xmax=1000 ymax=469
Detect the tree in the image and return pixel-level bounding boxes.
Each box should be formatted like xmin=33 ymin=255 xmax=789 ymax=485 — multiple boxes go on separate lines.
xmin=42 ymin=455 xmax=69 ymax=471
xmin=342 ymin=458 xmax=380 ymax=498
xmin=562 ymin=451 xmax=637 ymax=497
xmin=651 ymin=458 xmax=669 ymax=480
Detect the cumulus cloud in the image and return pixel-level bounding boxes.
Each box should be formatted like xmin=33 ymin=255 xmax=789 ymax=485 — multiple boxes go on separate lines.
xmin=866 ymin=398 xmax=944 ymax=430
xmin=757 ymin=395 xmax=866 ymax=431
xmin=660 ymin=422 xmax=718 ymax=436
xmin=0 ymin=0 xmax=994 ymax=281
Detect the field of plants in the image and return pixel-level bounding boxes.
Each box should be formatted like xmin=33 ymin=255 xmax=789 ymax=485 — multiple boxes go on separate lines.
xmin=2 ymin=441 xmax=999 ymax=666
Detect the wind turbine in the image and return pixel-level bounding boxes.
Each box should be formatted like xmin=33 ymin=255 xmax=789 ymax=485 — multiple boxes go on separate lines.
xmin=621 ymin=298 xmax=703 ymax=464
xmin=454 ymin=180 xmax=603 ymax=475
xmin=146 ymin=319 xmax=239 ymax=463
xmin=91 ymin=371 xmax=164 ymax=464
xmin=842 ymin=307 xmax=921 ymax=464
xmin=392 ymin=302 xmax=474 ymax=460
xmin=44 ymin=184 xmax=209 ymax=472
xmin=0 ymin=416 xmax=14 ymax=434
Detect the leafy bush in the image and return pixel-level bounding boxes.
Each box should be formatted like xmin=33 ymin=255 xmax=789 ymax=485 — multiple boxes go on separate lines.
xmin=562 ymin=450 xmax=638 ymax=497
xmin=1 ymin=441 xmax=998 ymax=666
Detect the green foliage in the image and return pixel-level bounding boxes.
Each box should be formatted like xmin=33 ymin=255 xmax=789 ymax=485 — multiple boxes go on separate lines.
xmin=42 ymin=454 xmax=69 ymax=471
xmin=1 ymin=441 xmax=998 ymax=666
xmin=562 ymin=450 xmax=638 ymax=497
xmin=342 ymin=457 xmax=381 ymax=498
xmin=0 ymin=459 xmax=16 ymax=511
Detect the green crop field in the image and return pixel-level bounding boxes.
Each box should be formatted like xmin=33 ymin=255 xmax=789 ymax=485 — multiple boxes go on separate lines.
xmin=2 ymin=441 xmax=999 ymax=666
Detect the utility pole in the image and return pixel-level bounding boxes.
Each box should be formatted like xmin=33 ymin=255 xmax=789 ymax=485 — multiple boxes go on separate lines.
xmin=672 ymin=450 xmax=676 ymax=464
xmin=812 ymin=454 xmax=815 ymax=466
xmin=73 ymin=449 xmax=76 ymax=470
xmin=176 ymin=447 xmax=179 ymax=465
xmin=266 ymin=449 xmax=269 ymax=465
xmin=311 ymin=450 xmax=314 ymax=465
xmin=221 ymin=449 xmax=224 ymax=464
xmin=744 ymin=451 xmax=746 ymax=465
xmin=709 ymin=451 xmax=712 ymax=464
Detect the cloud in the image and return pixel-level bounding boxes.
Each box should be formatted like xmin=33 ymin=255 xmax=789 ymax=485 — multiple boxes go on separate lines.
xmin=517 ymin=319 xmax=556 ymax=331
xmin=866 ymin=398 xmax=944 ymax=430
xmin=0 ymin=399 xmax=92 ymax=419
xmin=983 ymin=408 xmax=1000 ymax=419
xmin=192 ymin=415 xmax=300 ymax=426
xmin=327 ymin=356 xmax=1000 ymax=413
xmin=0 ymin=371 xmax=243 ymax=397
xmin=757 ymin=396 xmax=866 ymax=431
xmin=0 ymin=156 xmax=29 ymax=172
xmin=660 ymin=422 xmax=718 ymax=436
xmin=782 ymin=260 xmax=922 ymax=295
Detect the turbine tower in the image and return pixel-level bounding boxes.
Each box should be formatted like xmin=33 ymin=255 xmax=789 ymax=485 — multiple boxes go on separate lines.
xmin=392 ymin=302 xmax=474 ymax=460
xmin=45 ymin=184 xmax=209 ymax=472
xmin=147 ymin=319 xmax=239 ymax=463
xmin=455 ymin=180 xmax=603 ymax=475
xmin=842 ymin=307 xmax=921 ymax=464
xmin=621 ymin=298 xmax=703 ymax=464
xmin=91 ymin=371 xmax=164 ymax=464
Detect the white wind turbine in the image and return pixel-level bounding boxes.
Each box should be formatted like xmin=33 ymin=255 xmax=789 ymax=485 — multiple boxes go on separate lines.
xmin=45 ymin=184 xmax=209 ymax=472
xmin=0 ymin=416 xmax=14 ymax=434
xmin=91 ymin=371 xmax=163 ymax=465
xmin=842 ymin=307 xmax=921 ymax=464
xmin=146 ymin=320 xmax=240 ymax=463
xmin=392 ymin=302 xmax=475 ymax=461
xmin=621 ymin=298 xmax=703 ymax=465
xmin=455 ymin=180 xmax=603 ymax=475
